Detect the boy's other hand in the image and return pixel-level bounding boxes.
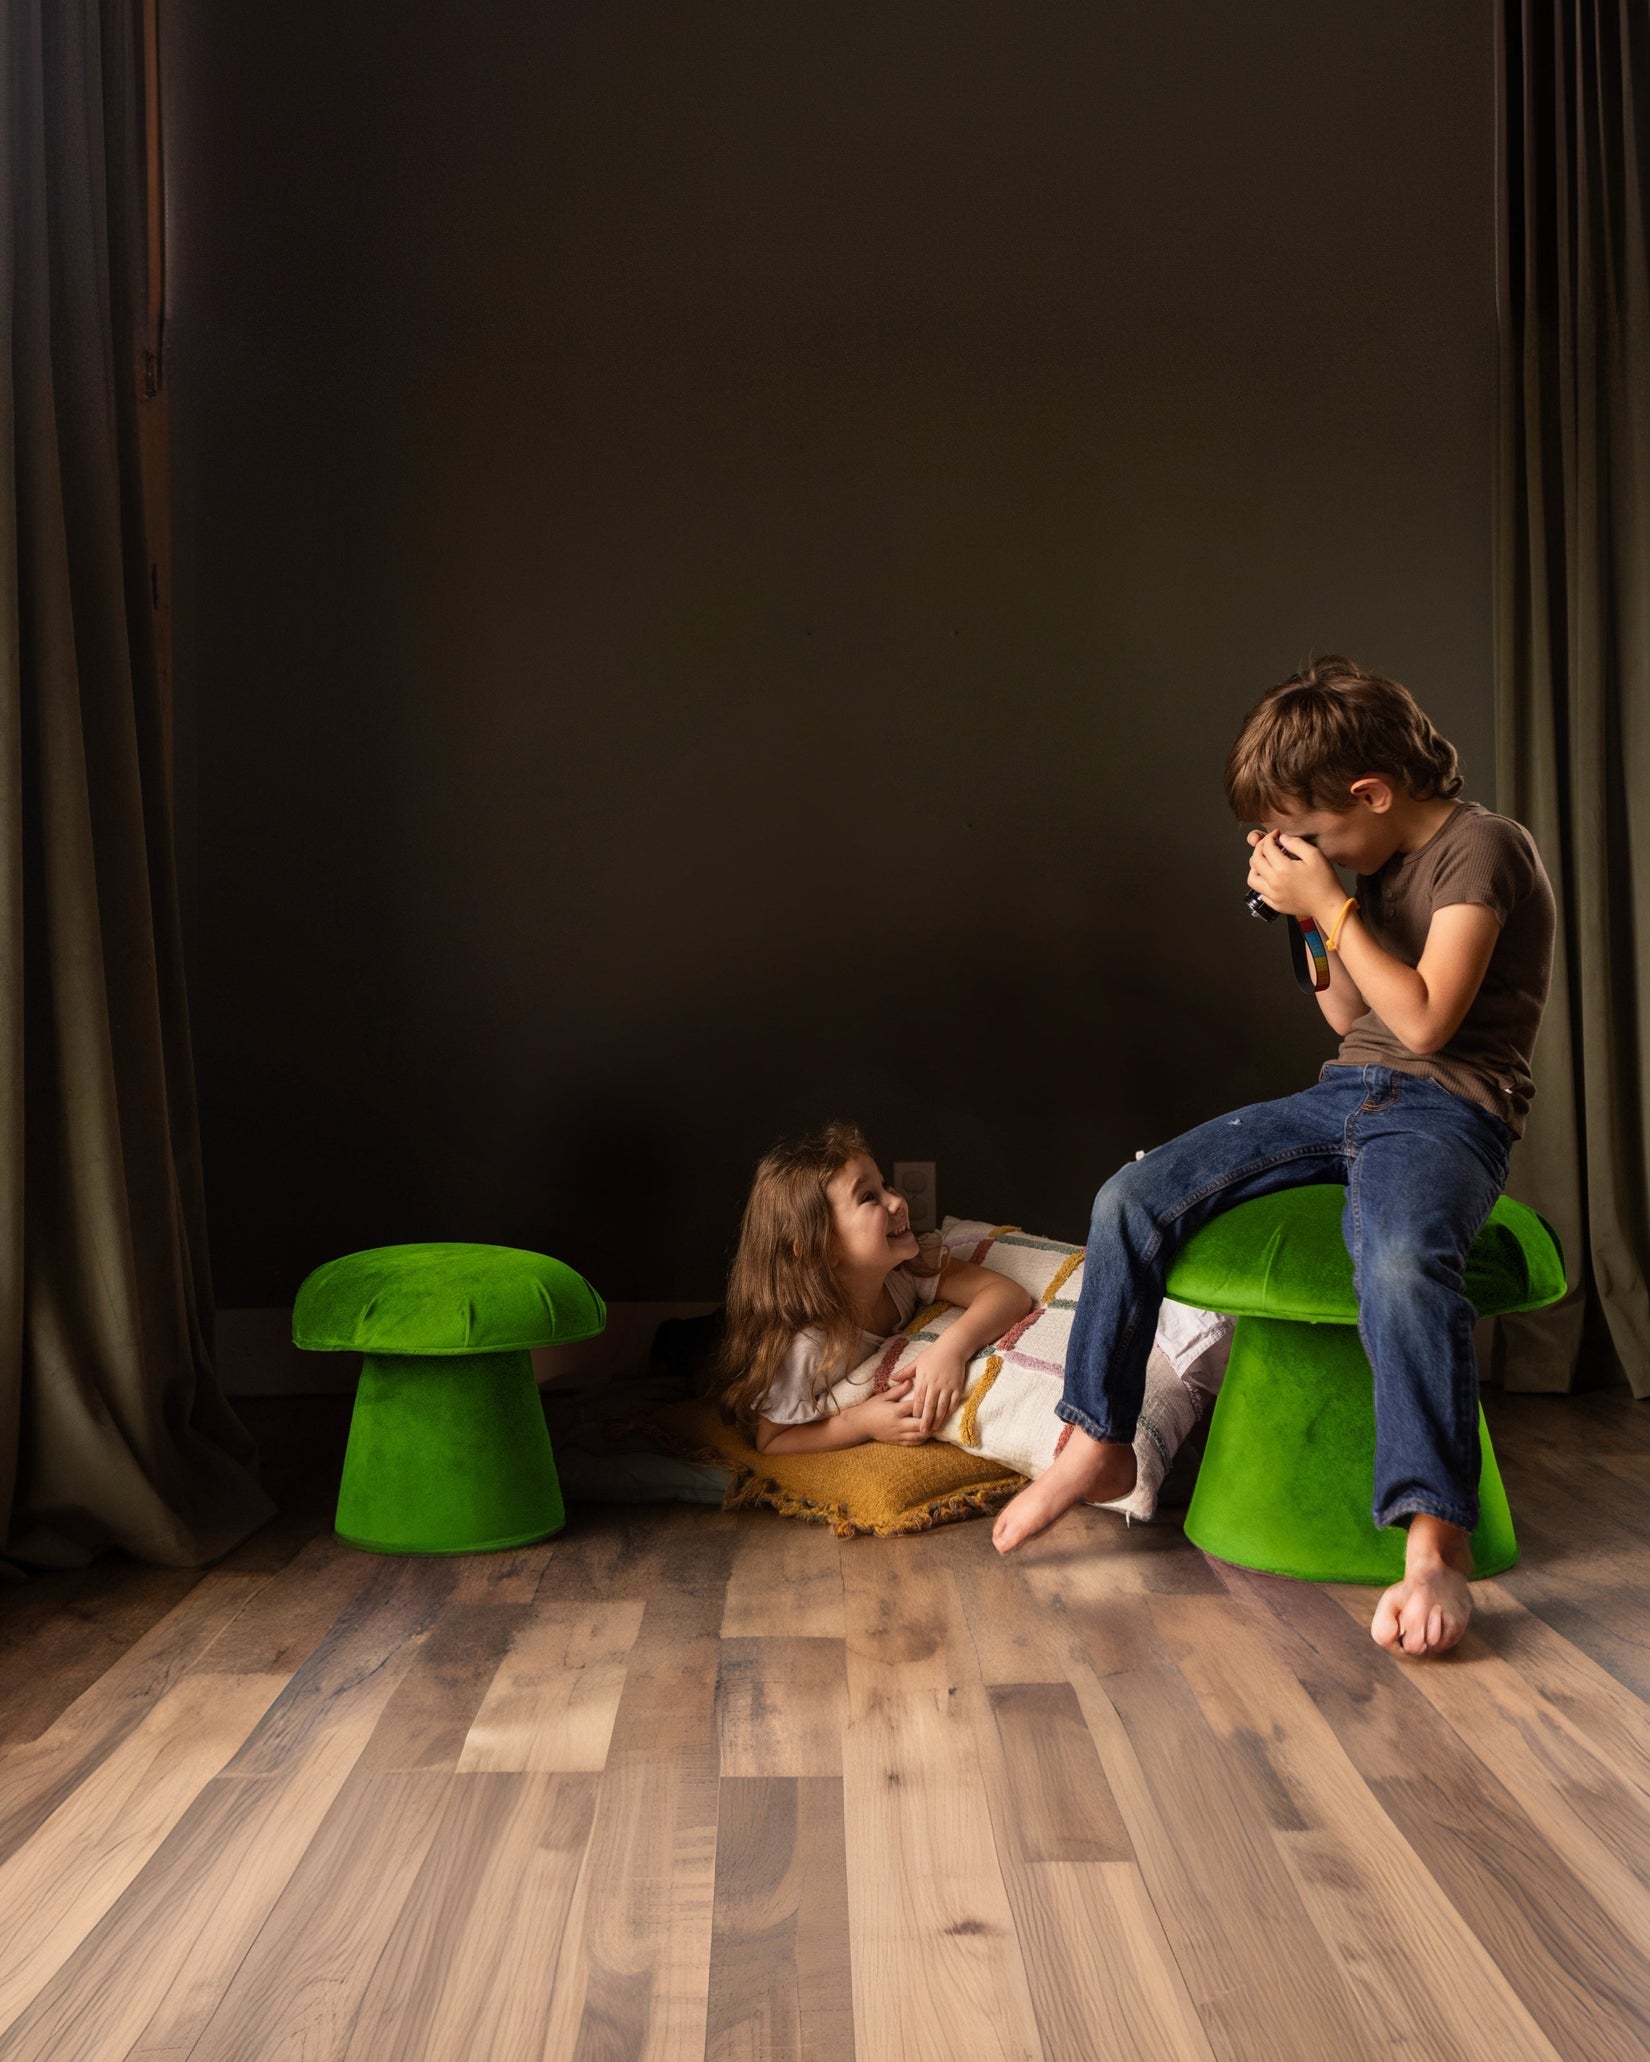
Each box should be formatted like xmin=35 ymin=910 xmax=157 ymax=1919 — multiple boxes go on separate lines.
xmin=1246 ymin=829 xmax=1341 ymax=923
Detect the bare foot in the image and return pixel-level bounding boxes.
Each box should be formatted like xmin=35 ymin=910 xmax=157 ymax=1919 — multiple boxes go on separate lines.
xmin=993 ymin=1430 xmax=1136 ymax=1553
xmin=1371 ymin=1515 xmax=1473 ymax=1658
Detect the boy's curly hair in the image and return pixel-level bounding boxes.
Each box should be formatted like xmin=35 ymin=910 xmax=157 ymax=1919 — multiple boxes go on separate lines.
xmin=1224 ymin=655 xmax=1463 ymax=820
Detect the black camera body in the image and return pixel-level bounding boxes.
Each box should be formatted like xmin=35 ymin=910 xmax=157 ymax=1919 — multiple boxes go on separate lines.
xmin=1244 ymin=833 xmax=1306 ymax=923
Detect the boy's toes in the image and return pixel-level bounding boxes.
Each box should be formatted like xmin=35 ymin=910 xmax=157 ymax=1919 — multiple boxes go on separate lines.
xmin=1370 ymin=1569 xmax=1472 ymax=1657
xmin=1400 ymin=1592 xmax=1435 ymax=1654
xmin=1371 ymin=1582 xmax=1405 ymax=1651
xmin=992 ymin=1507 xmax=1025 ymax=1554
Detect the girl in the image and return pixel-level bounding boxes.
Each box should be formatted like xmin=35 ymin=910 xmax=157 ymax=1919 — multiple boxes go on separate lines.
xmin=718 ymin=1121 xmax=1032 ymax=1454
xmin=716 ymin=1121 xmax=1218 ymax=1519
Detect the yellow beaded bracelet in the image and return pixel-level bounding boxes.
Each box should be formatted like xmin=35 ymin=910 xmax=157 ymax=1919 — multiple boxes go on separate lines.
xmin=1325 ymin=896 xmax=1359 ymax=953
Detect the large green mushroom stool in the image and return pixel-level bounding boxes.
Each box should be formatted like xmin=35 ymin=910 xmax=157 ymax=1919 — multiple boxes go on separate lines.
xmin=1164 ymin=1187 xmax=1566 ymax=1584
xmin=292 ymin=1242 xmax=605 ymax=1555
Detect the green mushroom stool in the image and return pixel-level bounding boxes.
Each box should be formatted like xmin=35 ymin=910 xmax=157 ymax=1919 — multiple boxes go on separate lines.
xmin=293 ymin=1242 xmax=605 ymax=1554
xmin=1166 ymin=1187 xmax=1566 ymax=1584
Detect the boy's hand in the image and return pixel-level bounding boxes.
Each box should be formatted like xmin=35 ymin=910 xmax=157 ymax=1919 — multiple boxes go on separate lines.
xmin=1246 ymin=829 xmax=1343 ymax=925
xmin=856 ymin=1378 xmax=930 ymax=1445
xmin=903 ymin=1342 xmax=969 ymax=1436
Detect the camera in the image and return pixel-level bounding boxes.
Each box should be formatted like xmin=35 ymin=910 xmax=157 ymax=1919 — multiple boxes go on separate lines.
xmin=1244 ymin=831 xmax=1311 ymax=922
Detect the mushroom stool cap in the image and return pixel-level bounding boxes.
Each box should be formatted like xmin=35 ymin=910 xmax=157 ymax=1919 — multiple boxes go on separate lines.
xmin=292 ymin=1242 xmax=606 ymax=1356
xmin=1166 ymin=1187 xmax=1566 ymax=1323
xmin=1166 ymin=1186 xmax=1565 ymax=1585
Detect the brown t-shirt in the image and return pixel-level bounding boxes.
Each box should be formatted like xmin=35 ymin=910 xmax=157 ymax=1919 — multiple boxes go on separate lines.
xmin=1325 ymin=800 xmax=1555 ymax=1138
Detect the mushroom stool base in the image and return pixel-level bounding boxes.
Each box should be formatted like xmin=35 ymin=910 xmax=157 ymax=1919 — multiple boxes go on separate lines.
xmin=1182 ymin=1315 xmax=1516 ymax=1585
xmin=335 ymin=1349 xmax=566 ymax=1555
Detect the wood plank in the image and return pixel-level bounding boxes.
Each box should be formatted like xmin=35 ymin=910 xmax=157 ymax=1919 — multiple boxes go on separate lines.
xmin=841 ymin=1680 xmax=1044 ymax=2062
xmin=1093 ymin=1638 xmax=1382 ymax=2061
xmin=990 ymin=1499 xmax=1224 ymax=1597
xmin=1152 ymin=1591 xmax=1562 ymax=2062
xmin=1219 ymin=1565 xmax=1650 ymax=2061
xmin=1464 ymin=1576 xmax=1650 ymax=1810
xmin=209 ymin=1499 xmax=330 ymax=1577
xmin=721 ymin=1520 xmax=845 ymax=1639
xmin=716 ymin=1638 xmax=848 ymax=1779
xmin=1490 ymin=1392 xmax=1650 ymax=1457
xmin=960 ymin=1552 xmax=1216 ymax=2062
xmin=1486 ymin=1457 xmax=1650 ymax=1703
xmin=0 ymin=1671 xmax=286 ymax=2031
xmin=222 ymin=1555 xmax=452 ymax=1776
xmin=341 ymin=1773 xmax=597 ymax=2060
xmin=840 ymin=1538 xmax=1045 ymax=2062
xmin=840 ymin=1531 xmax=986 ymax=1717
xmin=1567 ymin=1392 xmax=1650 ymax=1450
xmin=10 ymin=1402 xmax=1650 ymax=2062
xmin=986 ymin=1683 xmax=1132 ymax=1864
xmin=359 ymin=1602 xmax=531 ymax=1772
xmin=0 ymin=1570 xmax=269 ymax=1864
xmin=0 ymin=1564 xmax=203 ymax=1748
xmin=456 ymin=1599 xmax=646 ymax=1773
xmin=950 ymin=1524 xmax=1075 ymax=1685
xmin=705 ymin=1776 xmax=855 ymax=2062
xmin=541 ymin=1518 xmax=736 ymax=2061
xmin=2 ymin=1618 xmax=426 ymax=2062
xmin=448 ymin=1543 xmax=556 ymax=1603
xmin=1324 ymin=1579 xmax=1650 ymax=1959
xmin=175 ymin=1769 xmax=452 ymax=2062
xmin=1504 ymin=1436 xmax=1650 ymax=1547
xmin=124 ymin=1608 xmax=431 ymax=2062
xmin=976 ymin=1843 xmax=1216 ymax=2062
xmin=1009 ymin=1530 xmax=1195 ymax=1680
xmin=198 ymin=1531 xmax=378 ymax=1678
xmin=547 ymin=1503 xmax=741 ymax=1611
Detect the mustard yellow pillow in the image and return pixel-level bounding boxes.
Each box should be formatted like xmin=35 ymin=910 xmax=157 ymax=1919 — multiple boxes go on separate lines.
xmin=632 ymin=1397 xmax=1024 ymax=1539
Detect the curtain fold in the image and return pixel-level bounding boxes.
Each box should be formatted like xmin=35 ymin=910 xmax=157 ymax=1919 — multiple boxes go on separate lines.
xmin=2 ymin=0 xmax=273 ymax=1567
xmin=1494 ymin=0 xmax=1650 ymax=1395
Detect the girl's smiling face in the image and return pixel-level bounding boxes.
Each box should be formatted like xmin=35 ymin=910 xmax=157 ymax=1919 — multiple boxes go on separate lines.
xmin=824 ymin=1153 xmax=920 ymax=1276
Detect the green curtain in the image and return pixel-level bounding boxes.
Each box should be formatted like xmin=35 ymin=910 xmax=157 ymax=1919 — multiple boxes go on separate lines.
xmin=1494 ymin=0 xmax=1650 ymax=1396
xmin=1 ymin=0 xmax=274 ymax=1566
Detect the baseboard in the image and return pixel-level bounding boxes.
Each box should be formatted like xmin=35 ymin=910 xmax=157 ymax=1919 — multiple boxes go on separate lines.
xmin=215 ymin=1302 xmax=720 ymax=1396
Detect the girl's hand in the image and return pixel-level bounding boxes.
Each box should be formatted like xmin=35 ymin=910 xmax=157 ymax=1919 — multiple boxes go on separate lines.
xmin=903 ymin=1343 xmax=969 ymax=1437
xmin=1246 ymin=829 xmax=1341 ymax=924
xmin=856 ymin=1379 xmax=930 ymax=1445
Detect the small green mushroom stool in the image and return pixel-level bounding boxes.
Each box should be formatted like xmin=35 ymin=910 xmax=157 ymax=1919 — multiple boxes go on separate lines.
xmin=293 ymin=1242 xmax=605 ymax=1554
xmin=1166 ymin=1188 xmax=1566 ymax=1584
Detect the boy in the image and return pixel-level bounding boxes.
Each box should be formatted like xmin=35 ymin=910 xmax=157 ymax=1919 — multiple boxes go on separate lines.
xmin=995 ymin=656 xmax=1556 ymax=1660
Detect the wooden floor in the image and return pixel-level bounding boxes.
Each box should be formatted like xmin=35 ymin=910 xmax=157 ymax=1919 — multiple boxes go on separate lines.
xmin=3 ymin=1390 xmax=1650 ymax=2061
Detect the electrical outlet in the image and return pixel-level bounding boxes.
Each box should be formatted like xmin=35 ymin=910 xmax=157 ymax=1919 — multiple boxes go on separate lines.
xmin=892 ymin=1161 xmax=937 ymax=1234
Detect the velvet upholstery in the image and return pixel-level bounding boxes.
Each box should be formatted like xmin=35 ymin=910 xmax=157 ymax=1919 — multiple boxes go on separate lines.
xmin=294 ymin=1242 xmax=604 ymax=1554
xmin=1165 ymin=1188 xmax=1566 ymax=1324
xmin=1179 ymin=1321 xmax=1518 ymax=1582
xmin=1167 ymin=1187 xmax=1564 ymax=1584
xmin=333 ymin=1349 xmax=566 ymax=1554
xmin=293 ymin=1241 xmax=606 ymax=1354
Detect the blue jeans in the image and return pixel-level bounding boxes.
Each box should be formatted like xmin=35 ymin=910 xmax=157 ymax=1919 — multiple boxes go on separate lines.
xmin=1060 ymin=1064 xmax=1516 ymax=1532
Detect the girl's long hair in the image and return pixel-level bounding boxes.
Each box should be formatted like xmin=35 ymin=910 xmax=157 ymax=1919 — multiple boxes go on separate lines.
xmin=716 ymin=1120 xmax=875 ymax=1432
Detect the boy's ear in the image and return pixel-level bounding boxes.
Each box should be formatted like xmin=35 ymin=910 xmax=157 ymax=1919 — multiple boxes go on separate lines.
xmin=1348 ymin=776 xmax=1394 ymax=814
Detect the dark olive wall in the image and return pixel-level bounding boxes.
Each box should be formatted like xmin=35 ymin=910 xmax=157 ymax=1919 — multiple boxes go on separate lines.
xmin=165 ymin=2 xmax=1497 ymax=1307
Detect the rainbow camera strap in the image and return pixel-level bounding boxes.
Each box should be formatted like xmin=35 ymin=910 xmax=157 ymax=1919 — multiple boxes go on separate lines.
xmin=1287 ymin=914 xmax=1332 ymax=995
